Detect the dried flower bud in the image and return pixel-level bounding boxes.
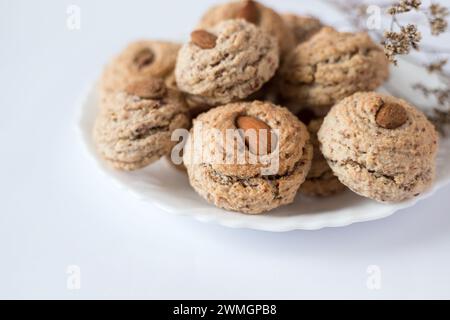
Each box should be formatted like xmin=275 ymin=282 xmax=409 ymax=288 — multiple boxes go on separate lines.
xmin=428 ymin=4 xmax=449 ymax=35
xmin=388 ymin=0 xmax=422 ymax=15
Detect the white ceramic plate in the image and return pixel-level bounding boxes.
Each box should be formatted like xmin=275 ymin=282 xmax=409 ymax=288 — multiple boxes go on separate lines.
xmin=78 ymin=58 xmax=450 ymax=231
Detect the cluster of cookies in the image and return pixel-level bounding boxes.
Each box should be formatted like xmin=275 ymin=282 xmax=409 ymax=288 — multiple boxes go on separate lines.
xmin=94 ymin=0 xmax=439 ymax=214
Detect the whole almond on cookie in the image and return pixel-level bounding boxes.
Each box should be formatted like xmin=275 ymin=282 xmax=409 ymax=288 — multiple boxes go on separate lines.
xmin=133 ymin=48 xmax=154 ymax=69
xmin=236 ymin=116 xmax=274 ymax=155
xmin=376 ymin=102 xmax=408 ymax=129
xmin=191 ymin=30 xmax=217 ymax=49
xmin=236 ymin=0 xmax=260 ymax=24
xmin=125 ymin=78 xmax=166 ymax=99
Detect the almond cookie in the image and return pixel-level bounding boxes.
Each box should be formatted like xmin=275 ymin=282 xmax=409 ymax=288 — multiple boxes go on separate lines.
xmin=318 ymin=92 xmax=438 ymax=202
xmin=282 ymin=14 xmax=323 ymax=44
xmin=175 ymin=19 xmax=279 ymax=107
xmin=94 ymin=77 xmax=190 ymax=171
xmin=278 ymin=27 xmax=389 ymax=112
xmin=297 ymin=114 xmax=346 ymax=197
xmin=100 ymin=40 xmax=181 ymax=99
xmin=183 ymin=101 xmax=313 ymax=214
xmin=197 ymin=0 xmax=295 ymax=56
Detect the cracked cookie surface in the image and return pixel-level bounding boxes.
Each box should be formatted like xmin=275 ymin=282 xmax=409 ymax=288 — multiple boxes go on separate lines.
xmin=299 ymin=118 xmax=346 ymax=197
xmin=175 ymin=19 xmax=279 ymax=107
xmin=100 ymin=40 xmax=181 ymax=100
xmin=183 ymin=101 xmax=312 ymax=214
xmin=197 ymin=0 xmax=295 ymax=56
xmin=94 ymin=78 xmax=190 ymax=171
xmin=318 ymin=92 xmax=438 ymax=202
xmin=278 ymin=27 xmax=389 ymax=112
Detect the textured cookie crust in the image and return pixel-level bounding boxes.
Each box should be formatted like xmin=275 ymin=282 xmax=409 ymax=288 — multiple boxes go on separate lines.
xmin=283 ymin=14 xmax=323 ymax=44
xmin=278 ymin=27 xmax=389 ymax=111
xmin=183 ymin=101 xmax=313 ymax=214
xmin=94 ymin=80 xmax=190 ymax=171
xmin=299 ymin=119 xmax=346 ymax=197
xmin=176 ymin=20 xmax=279 ymax=106
xmin=100 ymin=40 xmax=181 ymax=97
xmin=318 ymin=92 xmax=438 ymax=202
xmin=197 ymin=0 xmax=295 ymax=56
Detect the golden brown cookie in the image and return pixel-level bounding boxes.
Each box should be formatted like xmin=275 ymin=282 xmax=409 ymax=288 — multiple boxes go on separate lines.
xmin=94 ymin=77 xmax=190 ymax=171
xmin=278 ymin=27 xmax=389 ymax=112
xmin=100 ymin=40 xmax=181 ymax=99
xmin=176 ymin=20 xmax=279 ymax=106
xmin=318 ymin=92 xmax=438 ymax=202
xmin=183 ymin=101 xmax=313 ymax=214
xmin=197 ymin=0 xmax=295 ymax=56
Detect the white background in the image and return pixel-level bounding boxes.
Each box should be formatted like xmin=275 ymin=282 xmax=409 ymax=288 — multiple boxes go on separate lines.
xmin=1 ymin=0 xmax=450 ymax=299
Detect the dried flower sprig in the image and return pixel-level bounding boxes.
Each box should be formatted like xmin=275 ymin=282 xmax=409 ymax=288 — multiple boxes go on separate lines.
xmin=383 ymin=24 xmax=422 ymax=64
xmin=325 ymin=0 xmax=450 ymax=135
xmin=387 ymin=0 xmax=422 ymax=15
xmin=384 ymin=1 xmax=425 ymax=64
xmin=427 ymin=3 xmax=449 ymax=35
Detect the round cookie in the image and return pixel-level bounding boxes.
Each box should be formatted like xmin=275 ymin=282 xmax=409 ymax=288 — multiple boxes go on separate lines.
xmin=100 ymin=40 xmax=181 ymax=98
xmin=197 ymin=0 xmax=295 ymax=56
xmin=298 ymin=117 xmax=346 ymax=197
xmin=278 ymin=27 xmax=389 ymax=112
xmin=176 ymin=19 xmax=279 ymax=106
xmin=318 ymin=92 xmax=438 ymax=202
xmin=282 ymin=14 xmax=323 ymax=44
xmin=94 ymin=77 xmax=190 ymax=171
xmin=183 ymin=101 xmax=313 ymax=214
